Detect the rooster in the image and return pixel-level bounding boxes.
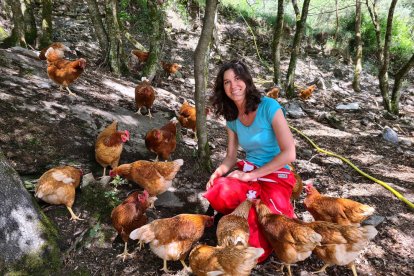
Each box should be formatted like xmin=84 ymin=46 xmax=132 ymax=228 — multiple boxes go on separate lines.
xmin=145 ymin=118 xmax=178 ymax=161
xmin=135 ymin=79 xmax=155 ymax=118
xmin=304 ymin=182 xmax=375 ymax=226
xmin=109 ymin=159 xmax=184 ymax=205
xmin=130 ymin=214 xmax=214 ymax=273
xmin=189 ymin=244 xmax=263 ymax=276
xmin=35 ymin=166 xmax=83 ymax=221
xmin=111 ymin=190 xmax=151 ymax=261
xmin=95 ymin=121 xmax=130 ymax=177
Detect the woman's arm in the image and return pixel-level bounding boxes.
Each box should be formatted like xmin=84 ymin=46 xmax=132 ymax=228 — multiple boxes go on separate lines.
xmin=206 ymin=127 xmax=239 ymax=189
xmin=228 ymin=109 xmax=296 ymax=181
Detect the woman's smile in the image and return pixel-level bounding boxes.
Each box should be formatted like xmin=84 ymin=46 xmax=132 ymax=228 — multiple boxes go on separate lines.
xmin=223 ymin=69 xmax=247 ymax=103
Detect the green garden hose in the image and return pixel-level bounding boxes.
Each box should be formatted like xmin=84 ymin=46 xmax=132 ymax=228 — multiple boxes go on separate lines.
xmin=289 ymin=124 xmax=414 ymax=209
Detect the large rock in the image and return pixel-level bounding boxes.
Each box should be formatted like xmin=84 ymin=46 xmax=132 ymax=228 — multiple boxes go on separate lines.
xmin=0 ymin=150 xmax=61 ymax=274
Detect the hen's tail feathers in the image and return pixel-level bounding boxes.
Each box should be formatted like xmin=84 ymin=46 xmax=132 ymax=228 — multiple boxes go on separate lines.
xmin=361 ymin=225 xmax=378 ymax=241
xmin=361 ymin=205 xmax=375 ymax=217
xmin=236 ymin=247 xmax=265 ymax=275
xmin=174 ymin=159 xmax=184 ymax=167
xmin=129 ymin=224 xmax=154 ymax=243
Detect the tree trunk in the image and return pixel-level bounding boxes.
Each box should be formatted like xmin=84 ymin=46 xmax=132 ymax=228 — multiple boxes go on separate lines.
xmin=105 ymin=0 xmax=126 ymax=75
xmin=334 ymin=0 xmax=339 ymax=45
xmin=1 ymin=0 xmax=27 ymax=47
xmin=366 ymin=0 xmax=383 ymax=63
xmin=142 ymin=0 xmax=165 ymax=81
xmin=193 ymin=0 xmax=218 ymax=172
xmin=272 ymin=0 xmax=284 ymax=85
xmin=377 ymin=0 xmax=398 ymax=112
xmin=22 ymin=0 xmax=37 ymax=45
xmin=352 ymin=0 xmax=362 ymax=92
xmin=39 ymin=0 xmax=53 ymax=48
xmin=390 ymin=53 xmax=414 ymax=114
xmin=285 ymin=0 xmax=311 ymax=98
xmin=85 ymin=0 xmax=108 ymax=54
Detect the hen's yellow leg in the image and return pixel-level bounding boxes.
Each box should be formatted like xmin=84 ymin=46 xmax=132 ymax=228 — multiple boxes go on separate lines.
xmin=135 ymin=107 xmax=142 ymax=115
xmin=180 ymin=259 xmax=191 ymax=272
xmin=67 ymin=206 xmax=84 ymax=221
xmin=65 ymin=86 xmax=77 ymax=96
xmin=312 ymin=264 xmax=330 ymax=274
xmin=287 ymin=264 xmax=292 ymax=276
xmin=147 ymin=109 xmax=153 ymax=118
xmin=117 ymin=242 xmax=132 ymax=262
xmin=349 ymin=262 xmax=358 ymax=276
xmin=161 ymin=259 xmax=171 ymax=273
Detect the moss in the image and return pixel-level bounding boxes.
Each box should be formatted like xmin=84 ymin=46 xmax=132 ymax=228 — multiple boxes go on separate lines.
xmin=79 ymin=182 xmax=120 ymax=221
xmin=0 ymin=26 xmax=8 ymax=41
xmin=3 ymin=195 xmax=62 ymax=274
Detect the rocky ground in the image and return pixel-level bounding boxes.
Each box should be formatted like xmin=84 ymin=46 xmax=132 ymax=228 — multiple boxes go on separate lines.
xmin=1 ymin=2 xmax=414 ymax=276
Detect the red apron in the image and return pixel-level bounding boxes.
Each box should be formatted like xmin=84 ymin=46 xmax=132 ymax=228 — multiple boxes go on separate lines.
xmin=203 ymin=160 xmax=295 ymax=263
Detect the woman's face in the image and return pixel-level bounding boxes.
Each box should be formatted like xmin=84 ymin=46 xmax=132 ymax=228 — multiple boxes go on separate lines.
xmin=223 ymin=69 xmax=247 ymax=104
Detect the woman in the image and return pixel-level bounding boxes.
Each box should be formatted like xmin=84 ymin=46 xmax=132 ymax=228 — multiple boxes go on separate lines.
xmin=204 ymin=60 xmax=296 ymax=262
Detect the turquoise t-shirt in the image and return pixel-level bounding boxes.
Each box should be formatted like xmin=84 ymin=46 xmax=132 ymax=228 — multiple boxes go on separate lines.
xmin=226 ymin=96 xmax=287 ymax=168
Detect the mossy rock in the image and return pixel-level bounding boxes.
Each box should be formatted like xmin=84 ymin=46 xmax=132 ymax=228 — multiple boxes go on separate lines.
xmin=0 ymin=151 xmax=62 ymax=274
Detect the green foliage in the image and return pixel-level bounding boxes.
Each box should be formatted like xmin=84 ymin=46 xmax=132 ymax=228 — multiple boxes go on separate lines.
xmin=110 ymin=175 xmax=128 ymax=187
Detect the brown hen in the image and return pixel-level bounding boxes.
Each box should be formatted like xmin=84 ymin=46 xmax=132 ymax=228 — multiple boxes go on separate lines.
xmin=216 ymin=199 xmax=251 ymax=247
xmin=35 ymin=166 xmax=83 ymax=221
xmin=178 ymin=100 xmax=197 ymax=138
xmin=255 ymin=199 xmax=322 ymax=276
xmin=145 ymin=118 xmax=177 ymax=161
xmin=304 ymin=182 xmax=375 ymax=225
xmin=129 ymin=214 xmax=214 ymax=273
xmin=109 ymin=159 xmax=184 ymax=204
xmin=304 ymin=221 xmax=378 ymax=276
xmin=95 ymin=121 xmax=130 ymax=177
xmin=299 ymin=84 xmax=317 ymax=100
xmin=189 ymin=244 xmax=263 ymax=276
xmin=111 ymin=190 xmax=151 ymax=261
xmin=135 ymin=80 xmax=155 ymax=118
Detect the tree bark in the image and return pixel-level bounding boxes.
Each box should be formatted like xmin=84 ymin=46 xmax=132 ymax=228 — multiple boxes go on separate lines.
xmin=39 ymin=0 xmax=53 ymax=48
xmin=142 ymin=0 xmax=165 ymax=81
xmin=377 ymin=0 xmax=398 ymax=112
xmin=193 ymin=0 xmax=218 ymax=172
xmin=272 ymin=0 xmax=284 ymax=85
xmin=390 ymin=53 xmax=414 ymax=114
xmin=85 ymin=0 xmax=108 ymax=54
xmin=105 ymin=0 xmax=126 ymax=75
xmin=1 ymin=0 xmax=27 ymax=47
xmin=285 ymin=0 xmax=311 ymax=98
xmin=352 ymin=0 xmax=362 ymax=92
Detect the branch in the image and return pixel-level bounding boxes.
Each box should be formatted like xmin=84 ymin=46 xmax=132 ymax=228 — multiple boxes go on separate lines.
xmin=124 ymin=32 xmax=147 ymax=51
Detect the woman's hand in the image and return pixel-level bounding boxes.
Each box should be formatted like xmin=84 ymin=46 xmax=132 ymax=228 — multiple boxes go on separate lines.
xmin=227 ymin=170 xmax=253 ymax=182
xmin=206 ymin=171 xmax=221 ymax=190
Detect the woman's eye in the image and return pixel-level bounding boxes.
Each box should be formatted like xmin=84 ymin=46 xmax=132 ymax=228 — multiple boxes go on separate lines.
xmin=235 ymin=76 xmax=240 ymax=81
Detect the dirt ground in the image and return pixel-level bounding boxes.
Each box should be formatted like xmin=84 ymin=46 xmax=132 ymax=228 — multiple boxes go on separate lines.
xmin=1 ymin=2 xmax=413 ymax=276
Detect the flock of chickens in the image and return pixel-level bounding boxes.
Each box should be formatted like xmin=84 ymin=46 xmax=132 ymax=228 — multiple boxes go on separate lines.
xmin=33 ymin=43 xmax=379 ymax=275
